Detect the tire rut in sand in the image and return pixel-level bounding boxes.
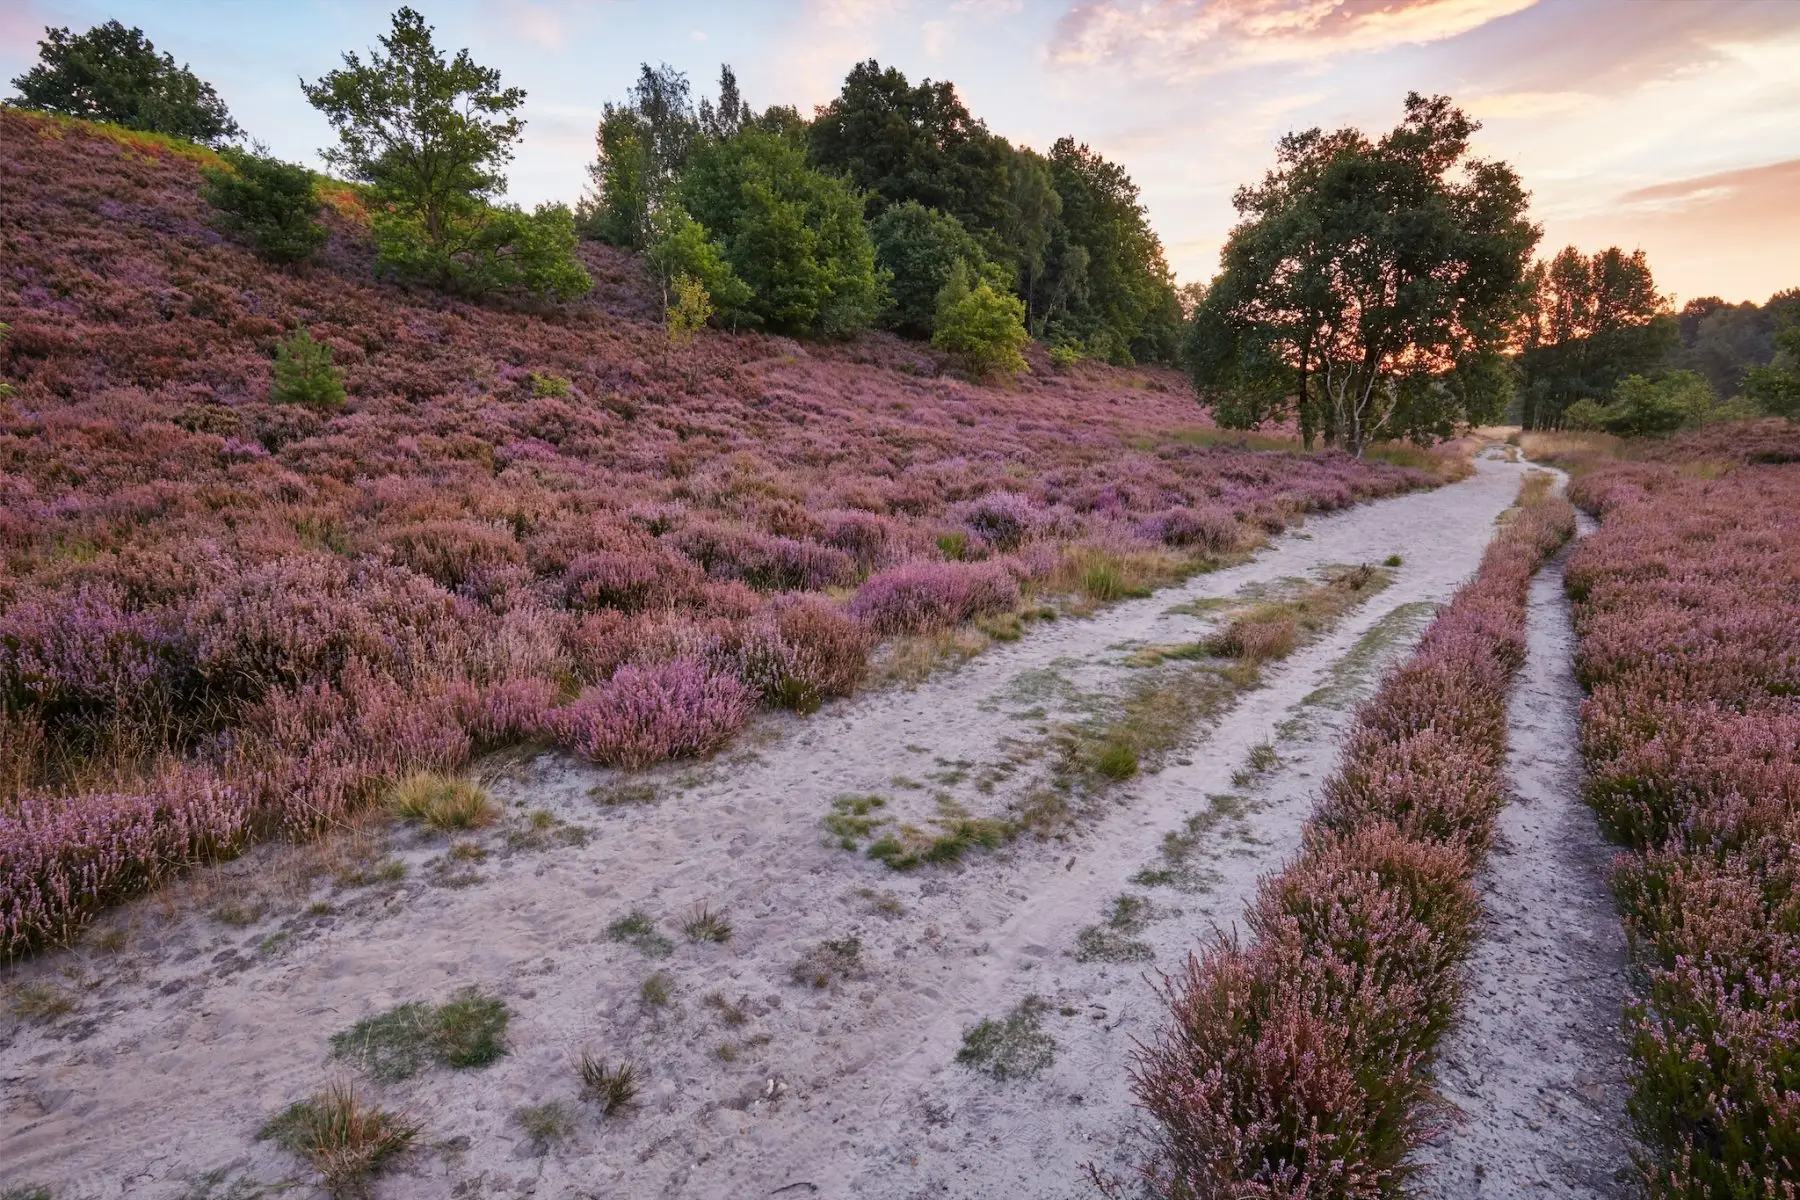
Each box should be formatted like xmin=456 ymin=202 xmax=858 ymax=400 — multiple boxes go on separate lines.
xmin=0 ymin=461 xmax=1532 ymax=1200
xmin=1413 ymin=509 xmax=1638 ymax=1198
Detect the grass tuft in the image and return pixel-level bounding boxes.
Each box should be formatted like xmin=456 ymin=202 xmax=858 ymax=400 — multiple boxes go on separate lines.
xmin=605 ymin=909 xmax=673 ymax=958
xmin=578 ymin=1054 xmax=641 ymax=1117
xmin=258 ymin=1081 xmax=420 ymax=1198
xmin=329 ymin=986 xmax=509 ymax=1081
xmin=956 ymin=996 xmax=1057 ymax=1081
xmin=682 ymin=904 xmax=732 ymax=943
xmin=791 ymin=937 xmax=864 ymax=988
xmin=389 ymin=772 xmax=498 ymax=831
xmin=639 ymin=971 xmax=673 ymax=1008
xmin=512 ymin=1100 xmax=573 ymax=1149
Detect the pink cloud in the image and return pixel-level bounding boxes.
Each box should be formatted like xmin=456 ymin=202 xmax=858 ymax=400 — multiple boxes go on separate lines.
xmin=1552 ymin=158 xmax=1800 ymax=305
xmin=1052 ymin=0 xmax=1538 ymax=75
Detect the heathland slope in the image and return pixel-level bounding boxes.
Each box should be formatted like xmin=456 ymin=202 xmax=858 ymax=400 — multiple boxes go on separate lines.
xmin=0 ymin=111 xmax=1431 ymax=956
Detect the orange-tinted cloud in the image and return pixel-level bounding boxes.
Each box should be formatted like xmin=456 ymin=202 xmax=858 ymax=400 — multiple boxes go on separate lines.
xmin=1551 ymin=159 xmax=1800 ymax=305
xmin=1053 ymin=0 xmax=1538 ymax=74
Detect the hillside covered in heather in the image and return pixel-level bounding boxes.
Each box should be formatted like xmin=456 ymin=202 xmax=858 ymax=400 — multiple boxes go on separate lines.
xmin=0 ymin=111 xmax=1431 ymax=955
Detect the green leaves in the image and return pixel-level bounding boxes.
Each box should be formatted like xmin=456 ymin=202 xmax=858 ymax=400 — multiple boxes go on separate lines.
xmin=201 ymin=149 xmax=328 ymax=265
xmin=270 ymin=327 xmax=345 ymax=411
xmin=302 ymin=7 xmax=522 ymax=243
xmin=1194 ymin=92 xmax=1538 ymax=453
xmin=932 ymin=262 xmax=1030 ymax=378
xmin=677 ymin=130 xmax=882 ymax=336
xmin=10 ymin=20 xmax=240 ymax=146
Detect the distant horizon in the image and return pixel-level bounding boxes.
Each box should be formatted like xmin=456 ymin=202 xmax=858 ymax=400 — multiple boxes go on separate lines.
xmin=5 ymin=0 xmax=1797 ymax=306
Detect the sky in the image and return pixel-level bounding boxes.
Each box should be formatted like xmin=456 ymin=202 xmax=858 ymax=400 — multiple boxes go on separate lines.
xmin=4 ymin=0 xmax=1798 ymax=306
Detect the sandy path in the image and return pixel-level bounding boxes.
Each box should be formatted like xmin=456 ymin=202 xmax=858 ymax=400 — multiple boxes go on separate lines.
xmin=1413 ymin=505 xmax=1638 ymax=1197
xmin=1 ymin=459 xmax=1529 ymax=1200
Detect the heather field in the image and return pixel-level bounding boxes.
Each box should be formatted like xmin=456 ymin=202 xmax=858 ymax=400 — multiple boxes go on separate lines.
xmin=2 ymin=78 xmax=1794 ymax=1200
xmin=0 ymin=113 xmax=1434 ymax=959
xmin=1564 ymin=430 xmax=1800 ymax=1197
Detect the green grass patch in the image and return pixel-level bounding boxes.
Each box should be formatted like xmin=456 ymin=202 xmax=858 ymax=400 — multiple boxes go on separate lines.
xmin=606 ymin=909 xmax=673 ymax=958
xmin=956 ymin=996 xmax=1057 ymax=1081
xmin=329 ymin=986 xmax=510 ymax=1081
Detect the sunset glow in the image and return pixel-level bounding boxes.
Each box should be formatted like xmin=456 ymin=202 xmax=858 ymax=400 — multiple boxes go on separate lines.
xmin=4 ymin=0 xmax=1796 ymax=301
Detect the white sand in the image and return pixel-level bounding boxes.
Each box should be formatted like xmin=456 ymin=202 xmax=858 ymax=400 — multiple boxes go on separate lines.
xmin=1413 ymin=499 xmax=1638 ymax=1197
xmin=1 ymin=459 xmax=1531 ymax=1199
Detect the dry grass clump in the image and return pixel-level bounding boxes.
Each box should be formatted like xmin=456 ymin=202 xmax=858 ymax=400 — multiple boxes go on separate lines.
xmin=512 ymin=1100 xmax=573 ymax=1150
xmin=682 ymin=903 xmax=732 ymax=943
xmin=791 ymin=936 xmax=865 ymax=988
xmin=258 ymin=1082 xmax=420 ymax=1199
xmin=388 ymin=772 xmax=498 ymax=831
xmin=578 ymin=1053 xmax=641 ymax=1117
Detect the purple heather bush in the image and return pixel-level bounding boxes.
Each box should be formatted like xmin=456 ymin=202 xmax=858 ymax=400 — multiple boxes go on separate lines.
xmin=1125 ymin=477 xmax=1574 ymax=1197
xmin=556 ymin=660 xmax=754 ymax=769
xmin=0 ymin=111 xmax=1437 ymax=955
xmin=1565 ymin=456 xmax=1800 ymax=1196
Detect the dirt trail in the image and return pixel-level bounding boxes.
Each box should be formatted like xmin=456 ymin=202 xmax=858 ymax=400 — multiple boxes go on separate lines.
xmin=1413 ymin=503 xmax=1638 ymax=1198
xmin=2 ymin=460 xmax=1530 ymax=1200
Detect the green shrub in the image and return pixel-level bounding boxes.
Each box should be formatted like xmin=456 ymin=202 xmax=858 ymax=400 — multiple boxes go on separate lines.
xmin=932 ymin=263 xmax=1030 ymax=378
xmin=200 ymin=149 xmax=329 ymax=264
xmin=667 ymin=274 xmax=713 ymax=345
xmin=646 ymin=204 xmax=752 ymax=325
xmin=678 ymin=129 xmax=883 ymax=336
xmin=270 ymin=327 xmax=346 ymax=410
xmin=373 ymin=202 xmax=591 ymax=302
xmin=1048 ymin=341 xmax=1083 ymax=371
xmin=871 ymin=200 xmax=992 ymax=338
xmin=529 ymin=371 xmax=572 ymax=397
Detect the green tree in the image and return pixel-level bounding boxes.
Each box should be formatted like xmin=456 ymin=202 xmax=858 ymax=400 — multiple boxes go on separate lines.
xmin=1191 ymin=94 xmax=1538 ymax=454
xmin=870 ymin=201 xmax=994 ymax=338
xmin=270 ymin=327 xmax=346 ymax=410
xmin=1745 ymin=309 xmax=1800 ymax=420
xmin=678 ymin=130 xmax=882 ymax=336
xmin=201 ymin=149 xmax=329 ymax=265
xmin=8 ymin=20 xmax=241 ymax=146
xmin=1576 ymin=371 xmax=1713 ymax=436
xmin=932 ymin=263 xmax=1029 ymax=377
xmin=1040 ymin=138 xmax=1180 ymax=365
xmin=1515 ymin=247 xmax=1674 ymax=428
xmin=644 ymin=204 xmax=752 ymax=324
xmin=578 ymin=107 xmax=653 ymax=248
xmin=302 ymin=8 xmax=586 ymax=301
xmin=807 ymin=60 xmax=1011 ymax=243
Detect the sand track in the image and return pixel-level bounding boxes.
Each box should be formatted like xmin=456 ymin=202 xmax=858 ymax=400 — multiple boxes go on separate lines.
xmin=2 ymin=460 xmax=1530 ymax=1200
xmin=1413 ymin=501 xmax=1638 ymax=1198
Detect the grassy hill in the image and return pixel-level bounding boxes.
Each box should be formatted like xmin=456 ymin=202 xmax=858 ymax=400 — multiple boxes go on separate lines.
xmin=0 ymin=111 xmax=1432 ymax=954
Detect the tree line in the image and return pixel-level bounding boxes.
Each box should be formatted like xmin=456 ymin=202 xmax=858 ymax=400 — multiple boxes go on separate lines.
xmin=1187 ymin=93 xmax=1798 ymax=447
xmin=7 ymin=14 xmax=1794 ymax=429
xmin=4 ymin=13 xmax=1183 ymax=376
xmin=578 ymin=59 xmax=1182 ymax=367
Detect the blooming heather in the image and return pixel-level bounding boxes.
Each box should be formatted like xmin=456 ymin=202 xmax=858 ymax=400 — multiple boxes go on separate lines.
xmin=0 ymin=111 xmax=1435 ymax=955
xmin=1566 ymin=455 xmax=1800 ymax=1196
xmin=1125 ymin=477 xmax=1575 ymax=1196
xmin=557 ymin=661 xmax=754 ymax=769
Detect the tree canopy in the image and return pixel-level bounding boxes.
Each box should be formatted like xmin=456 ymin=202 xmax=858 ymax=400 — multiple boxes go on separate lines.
xmin=1514 ymin=246 xmax=1674 ymax=429
xmin=8 ymin=20 xmax=241 ymax=146
xmin=302 ymin=7 xmax=587 ymax=301
xmin=1190 ymin=93 xmax=1539 ymax=453
xmin=678 ymin=129 xmax=883 ymax=336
